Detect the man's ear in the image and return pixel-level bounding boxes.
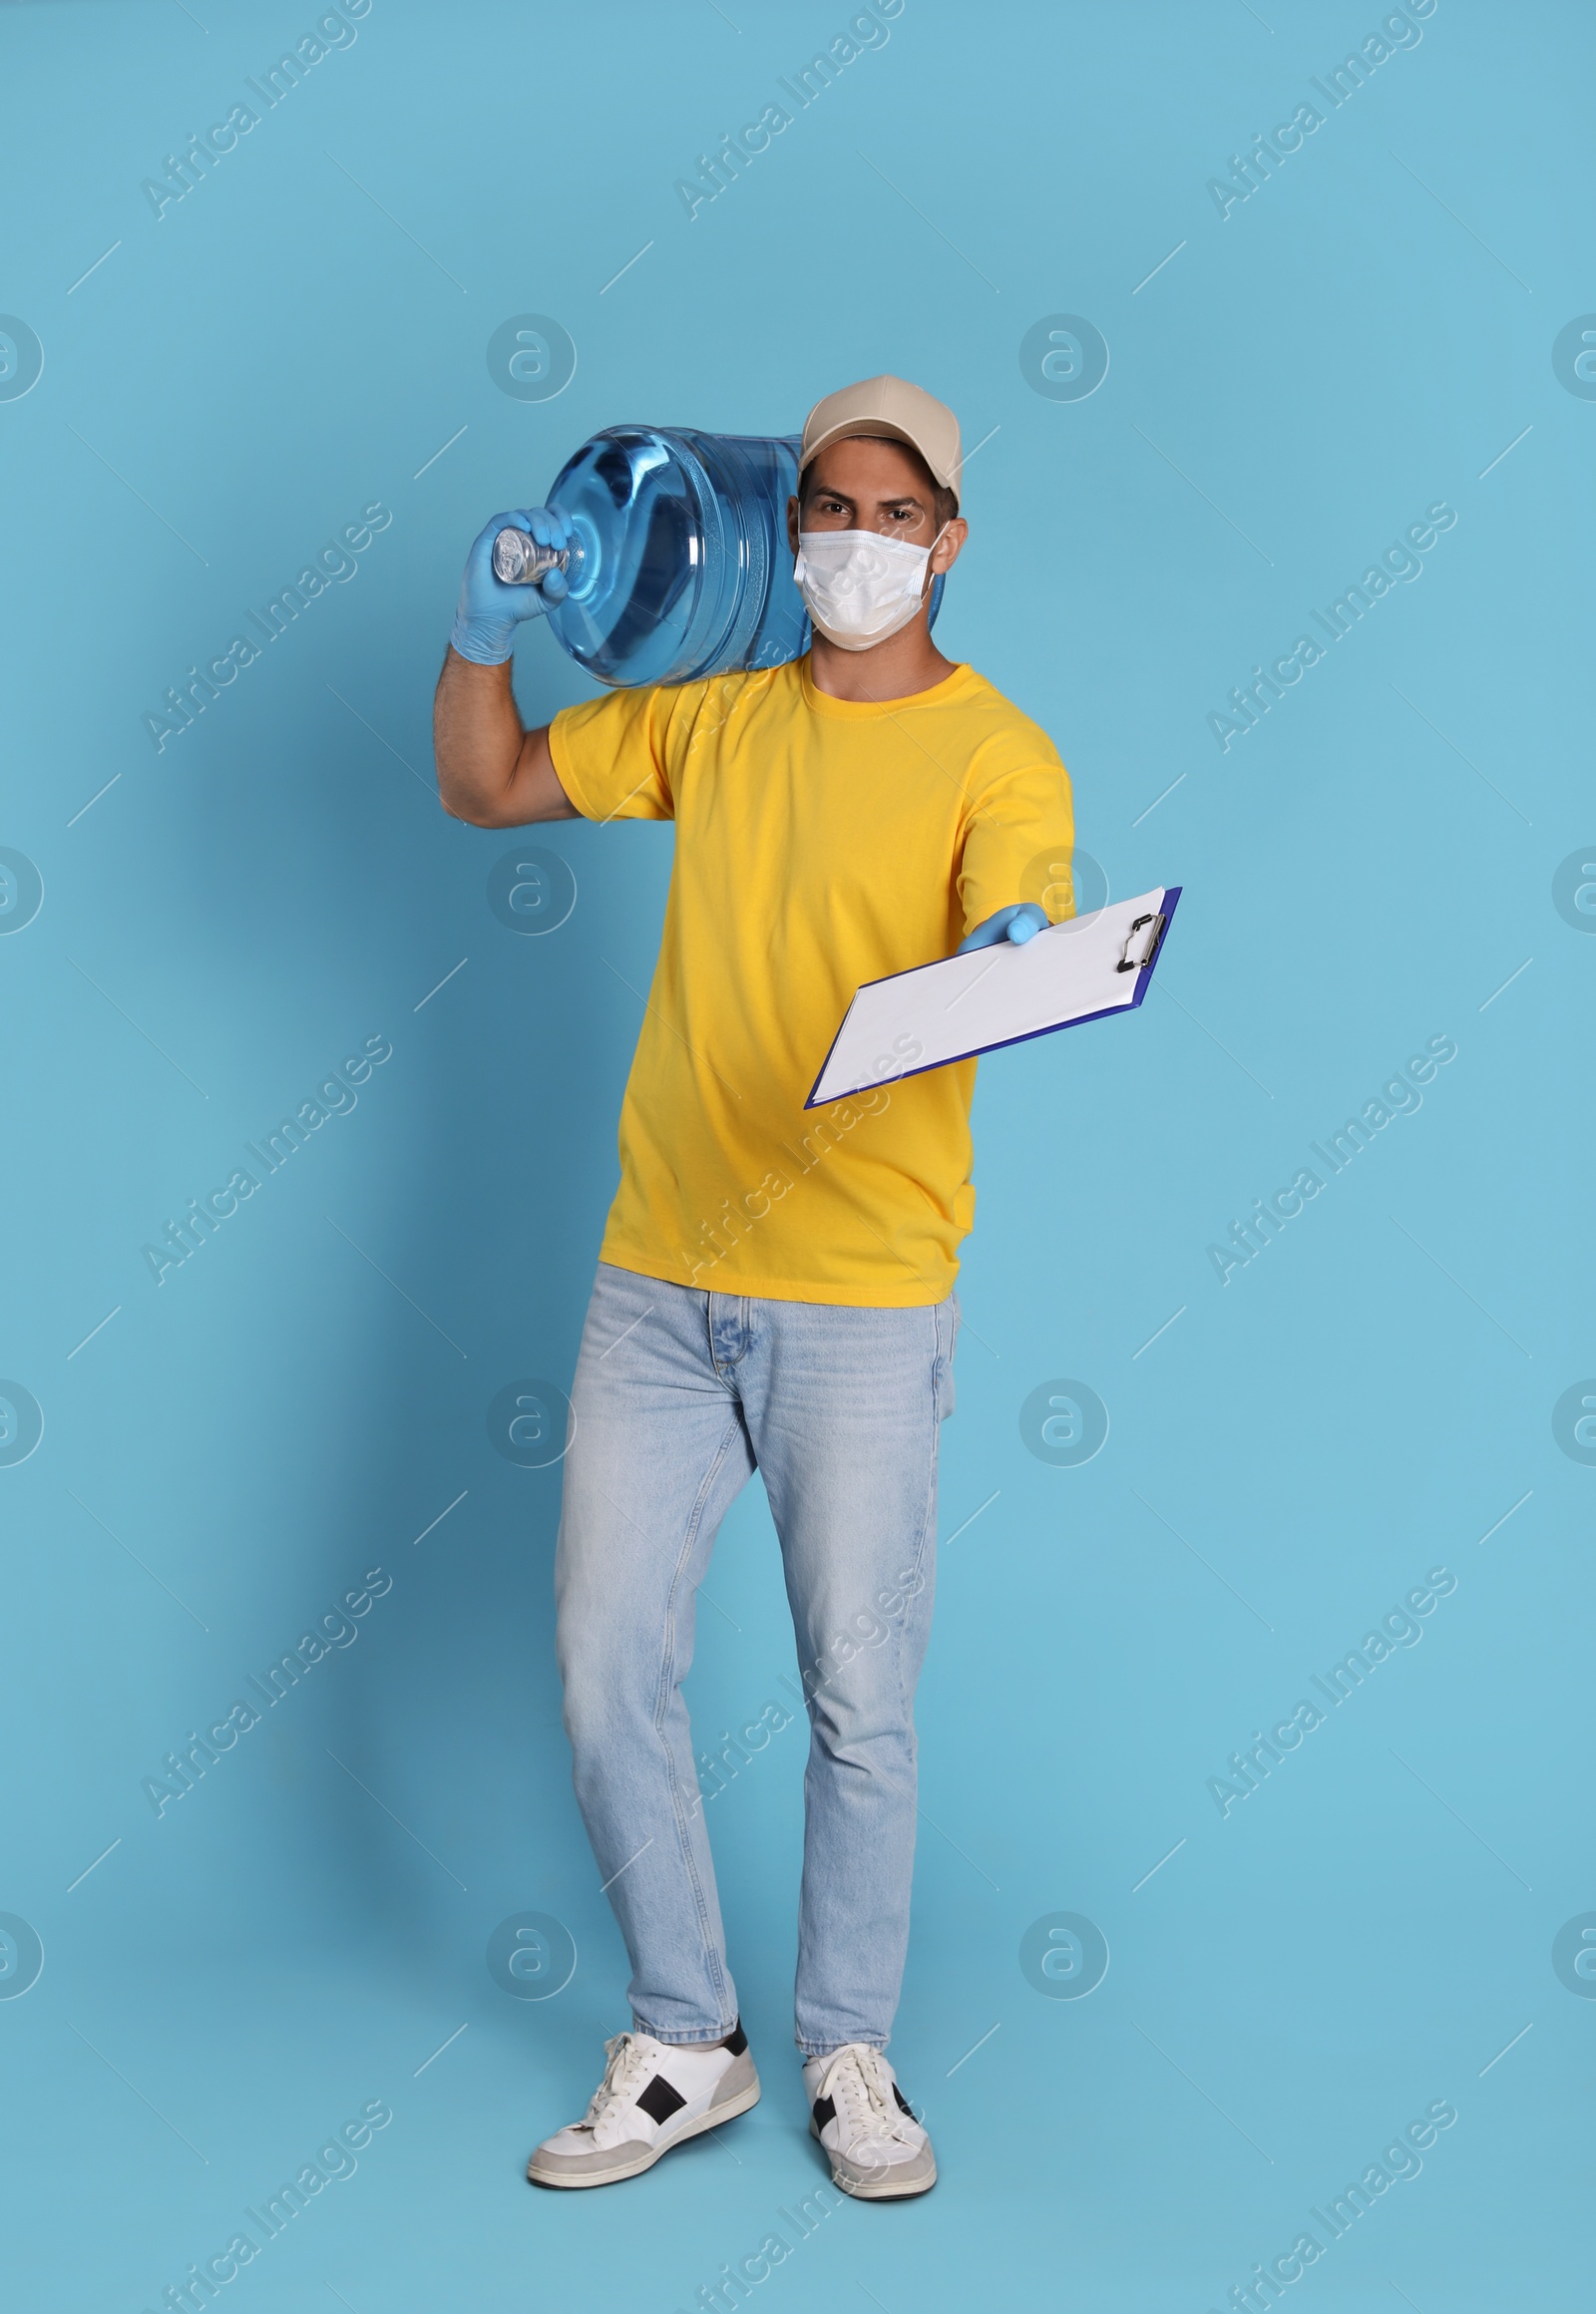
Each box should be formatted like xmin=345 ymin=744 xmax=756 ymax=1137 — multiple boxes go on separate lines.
xmin=786 ymin=493 xmax=801 ymax=556
xmin=932 ymin=517 xmax=968 ymax=575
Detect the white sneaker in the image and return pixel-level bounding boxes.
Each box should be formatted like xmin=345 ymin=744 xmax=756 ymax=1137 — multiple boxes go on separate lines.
xmin=528 ymin=2024 xmax=759 ymax=2188
xmin=803 ymin=2044 xmax=937 ymax=2198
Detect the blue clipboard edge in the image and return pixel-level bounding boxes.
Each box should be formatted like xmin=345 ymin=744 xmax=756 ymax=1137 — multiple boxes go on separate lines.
xmin=802 ymin=884 xmax=1183 ymax=1110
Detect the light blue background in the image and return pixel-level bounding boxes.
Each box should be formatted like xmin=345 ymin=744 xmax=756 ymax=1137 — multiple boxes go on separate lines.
xmin=2 ymin=2 xmax=1589 ymax=2307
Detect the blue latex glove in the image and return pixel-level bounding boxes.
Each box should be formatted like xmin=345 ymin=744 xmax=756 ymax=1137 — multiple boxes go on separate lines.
xmin=957 ymin=903 xmax=1050 ymax=955
xmin=450 ymin=506 xmax=574 ymax=665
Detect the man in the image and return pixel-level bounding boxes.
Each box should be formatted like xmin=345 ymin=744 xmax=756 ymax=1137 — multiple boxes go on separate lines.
xmin=434 ymin=376 xmax=1073 ymax=2199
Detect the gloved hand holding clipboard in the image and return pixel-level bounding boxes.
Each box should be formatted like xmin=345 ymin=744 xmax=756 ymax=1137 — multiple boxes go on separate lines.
xmin=806 ymin=885 xmax=1182 ymax=1109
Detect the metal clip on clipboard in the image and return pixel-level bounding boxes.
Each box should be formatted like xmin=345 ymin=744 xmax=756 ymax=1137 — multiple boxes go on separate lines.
xmin=1115 ymin=911 xmax=1168 ymax=974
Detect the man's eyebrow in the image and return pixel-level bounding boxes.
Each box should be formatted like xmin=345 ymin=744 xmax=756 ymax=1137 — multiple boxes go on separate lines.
xmin=809 ymin=483 xmax=927 ymax=510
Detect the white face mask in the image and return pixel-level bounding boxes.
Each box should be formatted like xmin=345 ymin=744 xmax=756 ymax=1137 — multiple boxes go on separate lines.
xmin=792 ymin=524 xmax=947 ymax=652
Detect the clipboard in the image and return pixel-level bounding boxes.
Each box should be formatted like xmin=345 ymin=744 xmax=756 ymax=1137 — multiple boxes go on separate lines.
xmin=805 ymin=885 xmax=1182 ymax=1109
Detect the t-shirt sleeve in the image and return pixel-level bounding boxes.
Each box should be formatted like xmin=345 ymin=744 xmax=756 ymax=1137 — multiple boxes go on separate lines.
xmin=956 ymin=722 xmax=1076 ymax=936
xmin=548 ymin=682 xmax=692 ymax=823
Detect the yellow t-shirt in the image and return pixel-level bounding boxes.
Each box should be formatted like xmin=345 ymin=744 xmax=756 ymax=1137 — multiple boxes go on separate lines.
xmin=549 ymin=654 xmax=1073 ymax=1307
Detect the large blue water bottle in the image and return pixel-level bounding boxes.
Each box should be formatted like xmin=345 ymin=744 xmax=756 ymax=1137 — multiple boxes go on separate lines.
xmin=492 ymin=424 xmax=944 ymax=689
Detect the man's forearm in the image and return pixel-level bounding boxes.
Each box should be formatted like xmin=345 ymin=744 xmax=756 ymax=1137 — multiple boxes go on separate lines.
xmin=432 ymin=647 xmax=574 ymax=826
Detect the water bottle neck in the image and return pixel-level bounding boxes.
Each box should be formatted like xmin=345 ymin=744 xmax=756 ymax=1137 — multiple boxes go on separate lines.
xmin=492 ymin=522 xmax=586 ymax=588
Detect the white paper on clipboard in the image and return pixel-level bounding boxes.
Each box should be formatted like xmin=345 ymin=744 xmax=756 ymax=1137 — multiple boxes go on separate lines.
xmin=805 ymin=885 xmax=1179 ymax=1109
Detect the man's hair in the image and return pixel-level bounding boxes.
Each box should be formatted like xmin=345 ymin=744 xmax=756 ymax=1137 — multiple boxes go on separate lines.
xmin=798 ymin=435 xmax=958 ymax=530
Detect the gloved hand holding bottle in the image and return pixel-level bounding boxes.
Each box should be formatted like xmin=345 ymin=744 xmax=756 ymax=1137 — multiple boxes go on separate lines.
xmin=450 ymin=506 xmax=575 ymax=665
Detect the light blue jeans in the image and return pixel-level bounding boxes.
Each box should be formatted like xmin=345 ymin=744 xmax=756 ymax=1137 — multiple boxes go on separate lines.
xmin=555 ymin=1262 xmax=957 ymax=2057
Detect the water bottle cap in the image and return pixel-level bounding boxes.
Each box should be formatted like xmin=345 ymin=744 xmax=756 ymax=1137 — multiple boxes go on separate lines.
xmin=492 ymin=525 xmax=572 ymax=586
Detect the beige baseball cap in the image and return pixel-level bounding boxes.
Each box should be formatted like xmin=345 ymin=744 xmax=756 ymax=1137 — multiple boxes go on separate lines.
xmin=800 ymin=374 xmax=962 ymax=507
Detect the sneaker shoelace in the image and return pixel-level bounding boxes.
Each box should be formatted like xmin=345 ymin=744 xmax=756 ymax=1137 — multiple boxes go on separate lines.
xmin=817 ymin=2045 xmax=909 ymax=2153
xmin=581 ymin=2032 xmax=655 ymax=2131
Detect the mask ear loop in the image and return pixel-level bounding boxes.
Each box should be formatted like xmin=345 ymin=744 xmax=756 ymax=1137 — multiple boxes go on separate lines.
xmin=920 ymin=519 xmax=951 ymax=603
